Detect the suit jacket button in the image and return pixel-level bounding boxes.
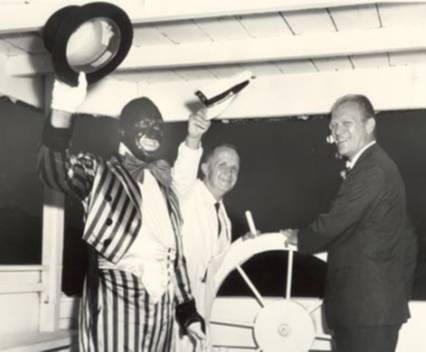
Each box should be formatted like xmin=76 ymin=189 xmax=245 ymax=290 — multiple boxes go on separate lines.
xmin=106 ymin=218 xmax=113 ymax=226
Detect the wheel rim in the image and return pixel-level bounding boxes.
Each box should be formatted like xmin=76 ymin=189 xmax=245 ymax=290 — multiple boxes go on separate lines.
xmin=209 ymin=233 xmax=330 ymax=351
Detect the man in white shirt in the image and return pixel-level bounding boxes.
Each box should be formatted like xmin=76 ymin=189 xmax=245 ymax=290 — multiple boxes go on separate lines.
xmin=173 ymin=110 xmax=240 ymax=351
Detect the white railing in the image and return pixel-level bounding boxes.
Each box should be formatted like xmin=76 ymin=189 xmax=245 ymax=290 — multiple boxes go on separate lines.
xmin=0 ymin=265 xmax=46 ymax=294
xmin=0 ymin=264 xmax=79 ymax=351
xmin=0 ymin=187 xmax=75 ymax=351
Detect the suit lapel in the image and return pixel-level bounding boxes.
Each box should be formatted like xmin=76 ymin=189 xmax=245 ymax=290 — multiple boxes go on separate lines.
xmin=108 ymin=157 xmax=142 ymax=214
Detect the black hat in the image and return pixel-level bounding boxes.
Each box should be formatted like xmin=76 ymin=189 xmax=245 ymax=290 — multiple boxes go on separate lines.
xmin=42 ymin=2 xmax=133 ymax=86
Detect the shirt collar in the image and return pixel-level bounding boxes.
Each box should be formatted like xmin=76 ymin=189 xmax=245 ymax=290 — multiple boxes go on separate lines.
xmin=199 ymin=180 xmax=222 ymax=206
xmin=346 ymin=140 xmax=376 ymax=170
xmin=118 ymin=142 xmax=132 ymax=157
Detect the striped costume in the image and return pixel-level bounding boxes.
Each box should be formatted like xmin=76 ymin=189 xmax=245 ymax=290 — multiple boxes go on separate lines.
xmin=38 ymin=122 xmax=199 ymax=351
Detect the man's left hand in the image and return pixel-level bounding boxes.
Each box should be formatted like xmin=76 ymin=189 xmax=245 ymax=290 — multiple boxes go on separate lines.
xmin=280 ymin=228 xmax=299 ymax=247
xmin=241 ymin=230 xmax=261 ymax=240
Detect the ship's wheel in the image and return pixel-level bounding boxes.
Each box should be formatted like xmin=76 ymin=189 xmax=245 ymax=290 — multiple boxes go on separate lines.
xmin=209 ymin=232 xmax=332 ymax=351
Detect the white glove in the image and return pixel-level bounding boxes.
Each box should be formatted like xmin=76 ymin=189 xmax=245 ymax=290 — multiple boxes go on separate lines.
xmin=51 ymin=73 xmax=88 ymax=113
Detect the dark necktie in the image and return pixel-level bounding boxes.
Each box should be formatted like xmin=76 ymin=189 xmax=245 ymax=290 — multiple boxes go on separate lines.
xmin=214 ymin=202 xmax=222 ymax=238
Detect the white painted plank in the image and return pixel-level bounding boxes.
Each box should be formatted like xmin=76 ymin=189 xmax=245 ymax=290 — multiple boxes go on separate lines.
xmin=379 ymin=3 xmax=426 ymax=27
xmin=11 ymin=25 xmax=426 ymax=75
xmin=0 ymin=330 xmax=76 ymax=352
xmin=0 ymin=283 xmax=44 ymax=294
xmin=172 ymin=68 xmax=217 ymax=81
xmin=0 ymin=265 xmax=45 ymax=272
xmin=194 ymin=17 xmax=249 ymax=41
xmin=132 ymin=24 xmax=174 ymax=46
xmin=275 ymin=59 xmax=318 ymax=74
xmin=154 ymin=21 xmax=211 ymax=44
xmin=0 ymin=293 xmax=40 ymax=335
xmin=389 ymin=50 xmax=426 ymax=66
xmin=2 ymin=0 xmax=423 ymax=33
xmin=0 ymin=37 xmax=28 ymax=56
xmin=244 ymin=63 xmax=283 ymax=76
xmin=329 ymin=4 xmax=380 ymax=30
xmin=114 ymin=70 xmax=184 ymax=83
xmin=205 ymin=65 xmax=246 ymax=78
xmin=313 ymin=56 xmax=354 ymax=71
xmin=351 ymin=53 xmax=389 ymax=68
xmin=282 ymin=8 xmax=336 ymax=34
xmin=237 ymin=13 xmax=293 ymax=38
xmin=0 ymin=53 xmax=43 ymax=108
xmin=1 ymin=34 xmax=47 ymax=55
xmin=71 ymin=66 xmax=426 ymax=120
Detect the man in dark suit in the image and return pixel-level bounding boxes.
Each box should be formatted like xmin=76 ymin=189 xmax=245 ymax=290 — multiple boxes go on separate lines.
xmin=283 ymin=94 xmax=417 ymax=351
xmin=38 ymin=74 xmax=206 ymax=351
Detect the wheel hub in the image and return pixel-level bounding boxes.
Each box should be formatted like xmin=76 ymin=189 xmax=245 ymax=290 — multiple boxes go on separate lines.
xmin=277 ymin=323 xmax=291 ymax=337
xmin=253 ymin=300 xmax=315 ymax=351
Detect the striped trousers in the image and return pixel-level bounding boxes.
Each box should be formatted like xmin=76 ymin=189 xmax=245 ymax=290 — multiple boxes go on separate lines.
xmin=79 ymin=269 xmax=175 ymax=352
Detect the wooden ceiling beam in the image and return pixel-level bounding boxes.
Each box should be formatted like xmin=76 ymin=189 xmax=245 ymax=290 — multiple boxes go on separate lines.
xmin=72 ymin=66 xmax=426 ymax=120
xmin=0 ymin=0 xmax=424 ymax=34
xmin=0 ymin=54 xmax=43 ymax=108
xmin=7 ymin=25 xmax=426 ymax=76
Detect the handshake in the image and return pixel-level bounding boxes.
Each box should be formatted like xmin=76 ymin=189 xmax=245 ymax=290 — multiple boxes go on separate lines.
xmin=241 ymin=229 xmax=298 ymax=248
xmin=242 ymin=210 xmax=299 ymax=246
xmin=280 ymin=228 xmax=299 ymax=247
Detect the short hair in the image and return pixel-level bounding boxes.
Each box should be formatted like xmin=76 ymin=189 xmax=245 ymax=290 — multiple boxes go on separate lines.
xmin=331 ymin=94 xmax=375 ymax=121
xmin=119 ymin=97 xmax=162 ymax=131
xmin=201 ymin=143 xmax=239 ymax=165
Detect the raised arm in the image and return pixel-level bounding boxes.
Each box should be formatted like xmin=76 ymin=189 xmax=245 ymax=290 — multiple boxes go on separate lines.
xmin=172 ymin=109 xmax=211 ymax=196
xmin=286 ymin=164 xmax=386 ymax=254
xmin=37 ymin=74 xmax=96 ymax=200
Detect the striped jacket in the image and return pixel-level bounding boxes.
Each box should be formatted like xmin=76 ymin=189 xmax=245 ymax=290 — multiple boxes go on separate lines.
xmin=37 ymin=122 xmax=193 ymax=306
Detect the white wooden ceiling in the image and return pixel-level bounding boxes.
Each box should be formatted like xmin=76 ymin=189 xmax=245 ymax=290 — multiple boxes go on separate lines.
xmin=2 ymin=0 xmax=426 ymax=119
xmin=2 ymin=1 xmax=426 ymax=81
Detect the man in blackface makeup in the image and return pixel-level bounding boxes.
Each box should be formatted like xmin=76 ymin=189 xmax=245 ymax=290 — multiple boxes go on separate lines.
xmin=38 ymin=74 xmax=205 ymax=351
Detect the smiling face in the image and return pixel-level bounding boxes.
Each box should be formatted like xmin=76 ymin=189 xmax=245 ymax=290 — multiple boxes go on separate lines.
xmin=329 ymin=99 xmax=375 ymax=160
xmin=119 ymin=97 xmax=164 ymax=161
xmin=132 ymin=116 xmax=163 ymax=154
xmin=201 ymin=146 xmax=240 ymax=201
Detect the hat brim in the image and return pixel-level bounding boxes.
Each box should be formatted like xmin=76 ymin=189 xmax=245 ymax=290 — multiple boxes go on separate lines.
xmin=48 ymin=2 xmax=133 ymax=86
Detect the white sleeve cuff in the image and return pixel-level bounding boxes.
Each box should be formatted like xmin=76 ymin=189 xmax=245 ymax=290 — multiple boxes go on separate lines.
xmin=179 ymin=141 xmax=203 ymax=159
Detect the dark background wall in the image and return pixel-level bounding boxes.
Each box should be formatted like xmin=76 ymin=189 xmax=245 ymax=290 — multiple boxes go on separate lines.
xmin=1 ymin=99 xmax=426 ymax=297
xmin=0 ymin=99 xmax=43 ymax=264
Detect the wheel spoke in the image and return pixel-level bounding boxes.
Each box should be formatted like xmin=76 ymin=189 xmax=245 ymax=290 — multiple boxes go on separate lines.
xmin=285 ymin=248 xmax=294 ymax=299
xmin=236 ymin=265 xmax=265 ymax=307
xmin=213 ymin=344 xmax=258 ymax=350
xmin=315 ymin=333 xmax=332 ymax=340
xmin=210 ymin=319 xmax=254 ymax=329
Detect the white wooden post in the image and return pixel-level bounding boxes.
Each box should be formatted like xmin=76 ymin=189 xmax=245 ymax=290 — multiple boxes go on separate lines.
xmin=39 ymin=75 xmax=65 ymax=332
xmin=39 ymin=189 xmax=65 ymax=331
